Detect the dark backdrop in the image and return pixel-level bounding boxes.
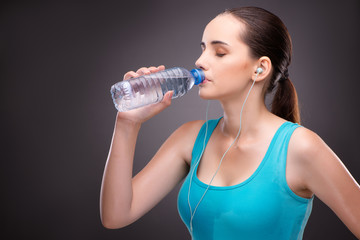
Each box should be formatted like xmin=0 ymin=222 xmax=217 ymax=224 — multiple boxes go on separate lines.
xmin=1 ymin=0 xmax=359 ymax=239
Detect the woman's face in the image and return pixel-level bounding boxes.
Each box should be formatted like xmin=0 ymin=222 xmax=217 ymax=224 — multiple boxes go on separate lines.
xmin=196 ymin=14 xmax=257 ymax=101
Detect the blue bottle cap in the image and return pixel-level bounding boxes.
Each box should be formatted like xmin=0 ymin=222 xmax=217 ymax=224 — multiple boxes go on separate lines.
xmin=190 ymin=68 xmax=205 ymax=85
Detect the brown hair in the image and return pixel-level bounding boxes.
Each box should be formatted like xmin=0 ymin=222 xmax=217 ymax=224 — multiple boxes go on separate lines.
xmin=222 ymin=7 xmax=300 ymax=124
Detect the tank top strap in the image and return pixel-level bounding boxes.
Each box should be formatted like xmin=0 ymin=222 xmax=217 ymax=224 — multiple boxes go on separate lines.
xmin=264 ymin=121 xmax=307 ymax=202
xmin=269 ymin=121 xmax=301 ymax=164
xmin=190 ymin=117 xmax=222 ymax=168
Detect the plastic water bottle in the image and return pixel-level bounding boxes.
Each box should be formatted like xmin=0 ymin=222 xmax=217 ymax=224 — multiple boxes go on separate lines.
xmin=110 ymin=67 xmax=205 ymax=112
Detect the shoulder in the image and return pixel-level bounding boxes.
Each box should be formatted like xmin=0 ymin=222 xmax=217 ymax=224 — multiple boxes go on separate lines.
xmin=167 ymin=120 xmax=205 ymax=164
xmin=166 ymin=120 xmax=205 ymax=145
xmin=288 ymin=125 xmax=326 ymax=162
xmin=173 ymin=120 xmax=205 ymax=138
xmin=287 ymin=125 xmax=337 ymax=191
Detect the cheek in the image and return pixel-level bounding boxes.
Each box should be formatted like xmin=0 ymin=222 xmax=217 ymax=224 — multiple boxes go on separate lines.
xmin=217 ymin=58 xmax=250 ymax=83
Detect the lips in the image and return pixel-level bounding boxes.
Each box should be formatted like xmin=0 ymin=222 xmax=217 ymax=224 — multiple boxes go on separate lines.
xmin=200 ymin=77 xmax=211 ymax=84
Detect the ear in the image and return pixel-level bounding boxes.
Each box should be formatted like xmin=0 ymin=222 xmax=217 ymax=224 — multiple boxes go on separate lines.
xmin=252 ymin=56 xmax=272 ymax=82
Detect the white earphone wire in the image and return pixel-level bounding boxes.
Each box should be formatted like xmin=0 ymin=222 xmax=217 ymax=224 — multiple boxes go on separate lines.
xmin=187 ymin=100 xmax=210 ymax=227
xmin=188 ymin=71 xmax=260 ymax=237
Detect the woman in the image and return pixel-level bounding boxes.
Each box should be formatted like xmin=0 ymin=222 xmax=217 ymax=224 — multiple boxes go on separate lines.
xmin=100 ymin=7 xmax=360 ymax=239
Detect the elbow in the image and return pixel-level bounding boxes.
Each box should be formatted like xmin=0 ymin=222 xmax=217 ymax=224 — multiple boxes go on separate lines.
xmin=101 ymin=220 xmax=121 ymax=230
xmin=100 ymin=200 xmax=134 ymax=229
xmin=101 ymin=214 xmax=132 ymax=229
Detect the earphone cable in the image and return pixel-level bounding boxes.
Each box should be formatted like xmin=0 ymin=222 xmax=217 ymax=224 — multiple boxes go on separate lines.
xmin=188 ymin=72 xmax=259 ymax=237
xmin=187 ymin=100 xmax=210 ymax=231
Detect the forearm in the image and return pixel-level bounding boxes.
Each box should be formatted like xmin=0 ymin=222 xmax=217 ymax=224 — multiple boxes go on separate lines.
xmin=100 ymin=117 xmax=141 ymax=228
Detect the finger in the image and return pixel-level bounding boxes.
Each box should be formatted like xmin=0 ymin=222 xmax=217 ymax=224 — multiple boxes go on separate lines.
xmin=123 ymin=65 xmax=165 ymax=81
xmin=161 ymin=91 xmax=173 ymax=105
xmin=123 ymin=71 xmax=139 ymax=80
xmin=149 ymin=91 xmax=173 ymax=114
xmin=148 ymin=66 xmax=158 ymax=73
xmin=136 ymin=67 xmax=151 ymax=75
xmin=157 ymin=65 xmax=165 ymax=71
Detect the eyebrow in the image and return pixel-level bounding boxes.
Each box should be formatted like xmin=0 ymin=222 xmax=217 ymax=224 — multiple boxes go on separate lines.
xmin=200 ymin=40 xmax=230 ymax=48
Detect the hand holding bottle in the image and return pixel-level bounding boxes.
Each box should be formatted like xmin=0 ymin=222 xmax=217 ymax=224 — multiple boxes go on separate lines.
xmin=116 ymin=65 xmax=174 ymax=124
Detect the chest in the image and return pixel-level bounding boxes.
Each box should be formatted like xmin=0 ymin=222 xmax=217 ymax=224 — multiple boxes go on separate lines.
xmin=196 ymin=135 xmax=270 ymax=187
xmin=195 ymin=133 xmax=311 ymax=199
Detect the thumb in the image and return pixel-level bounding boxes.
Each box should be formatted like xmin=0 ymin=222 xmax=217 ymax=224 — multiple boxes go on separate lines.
xmin=162 ymin=91 xmax=173 ymax=105
xmin=146 ymin=91 xmax=173 ymax=116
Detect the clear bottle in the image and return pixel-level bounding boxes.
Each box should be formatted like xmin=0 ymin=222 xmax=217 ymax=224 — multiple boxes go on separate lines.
xmin=110 ymin=67 xmax=204 ymax=112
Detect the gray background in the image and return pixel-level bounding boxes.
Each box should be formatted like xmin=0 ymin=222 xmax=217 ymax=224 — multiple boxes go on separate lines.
xmin=1 ymin=0 xmax=360 ymax=239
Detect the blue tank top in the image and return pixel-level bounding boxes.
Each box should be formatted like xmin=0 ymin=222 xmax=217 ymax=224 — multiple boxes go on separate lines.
xmin=177 ymin=118 xmax=313 ymax=240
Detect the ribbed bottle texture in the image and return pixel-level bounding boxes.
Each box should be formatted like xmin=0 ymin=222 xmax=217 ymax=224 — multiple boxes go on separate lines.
xmin=110 ymin=67 xmax=204 ymax=112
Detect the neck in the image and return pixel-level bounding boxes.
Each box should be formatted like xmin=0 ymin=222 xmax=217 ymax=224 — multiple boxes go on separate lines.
xmin=219 ymin=85 xmax=270 ymax=140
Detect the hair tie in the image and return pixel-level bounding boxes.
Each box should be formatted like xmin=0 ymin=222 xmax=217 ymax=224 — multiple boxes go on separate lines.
xmin=278 ymin=69 xmax=289 ymax=83
xmin=283 ymin=69 xmax=289 ymax=79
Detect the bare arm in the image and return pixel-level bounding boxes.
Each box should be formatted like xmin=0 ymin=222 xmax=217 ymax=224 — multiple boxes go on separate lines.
xmin=100 ymin=66 xmax=203 ymax=229
xmin=291 ymin=128 xmax=360 ymax=238
xmin=100 ymin=116 xmax=141 ymax=228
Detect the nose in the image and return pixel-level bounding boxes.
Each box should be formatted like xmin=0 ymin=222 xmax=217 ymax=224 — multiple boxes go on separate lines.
xmin=195 ymin=52 xmax=208 ymax=71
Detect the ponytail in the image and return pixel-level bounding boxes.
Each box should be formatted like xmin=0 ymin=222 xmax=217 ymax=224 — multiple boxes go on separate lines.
xmin=271 ymin=78 xmax=300 ymax=124
xmin=223 ymin=7 xmax=299 ymax=123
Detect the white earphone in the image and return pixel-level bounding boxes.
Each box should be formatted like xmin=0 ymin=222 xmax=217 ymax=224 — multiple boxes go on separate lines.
xmin=256 ymin=67 xmax=263 ymax=74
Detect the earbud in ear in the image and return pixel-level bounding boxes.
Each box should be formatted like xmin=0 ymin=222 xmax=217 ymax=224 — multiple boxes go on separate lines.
xmin=256 ymin=68 xmax=263 ymax=74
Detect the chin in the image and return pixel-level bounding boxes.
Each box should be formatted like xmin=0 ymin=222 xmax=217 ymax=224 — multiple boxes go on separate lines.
xmin=198 ymin=88 xmax=220 ymax=100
